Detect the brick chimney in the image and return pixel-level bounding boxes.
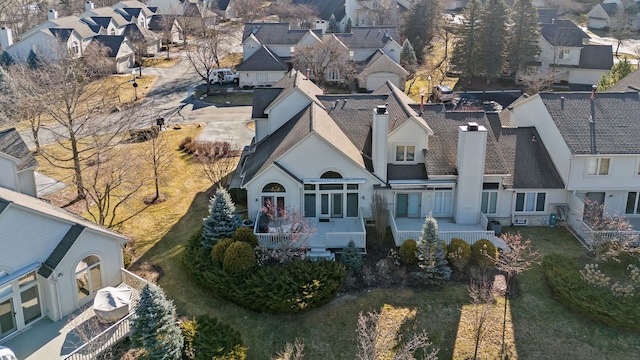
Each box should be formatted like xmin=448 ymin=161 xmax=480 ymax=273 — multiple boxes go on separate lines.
xmin=454 ymin=122 xmax=487 ymax=224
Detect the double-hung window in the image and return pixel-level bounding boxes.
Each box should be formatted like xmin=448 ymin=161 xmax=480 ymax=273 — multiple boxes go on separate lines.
xmin=395 ymin=145 xmax=416 ymax=162
xmin=481 ymin=183 xmax=499 ymax=214
xmin=587 ymin=158 xmax=610 ymax=175
xmin=515 ymin=192 xmax=546 ymax=212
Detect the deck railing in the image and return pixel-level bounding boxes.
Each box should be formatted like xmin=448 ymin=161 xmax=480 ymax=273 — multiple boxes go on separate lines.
xmin=63 ymin=269 xmax=148 ymax=360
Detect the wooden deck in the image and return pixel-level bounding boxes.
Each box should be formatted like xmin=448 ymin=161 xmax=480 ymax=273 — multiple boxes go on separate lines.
xmin=4 ymin=269 xmax=146 ymax=360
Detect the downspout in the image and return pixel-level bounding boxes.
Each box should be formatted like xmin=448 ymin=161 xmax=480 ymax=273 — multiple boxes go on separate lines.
xmin=53 ymin=273 xmax=63 ymax=321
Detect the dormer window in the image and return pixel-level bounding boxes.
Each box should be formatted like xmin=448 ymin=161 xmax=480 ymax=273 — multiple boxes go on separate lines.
xmin=558 ymin=48 xmax=570 ymax=59
xmin=395 ymin=145 xmax=415 ymax=162
xmin=109 ymin=28 xmax=115 ymax=35
xmin=71 ymin=41 xmax=79 ymax=55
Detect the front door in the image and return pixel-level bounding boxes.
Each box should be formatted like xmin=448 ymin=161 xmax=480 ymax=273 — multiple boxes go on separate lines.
xmin=397 ymin=193 xmax=421 ymax=218
xmin=320 ymin=193 xmax=344 ymax=218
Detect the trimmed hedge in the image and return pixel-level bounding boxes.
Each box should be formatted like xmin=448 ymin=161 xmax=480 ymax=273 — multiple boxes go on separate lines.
xmin=447 ymin=238 xmax=471 ymax=271
xmin=211 ymin=238 xmax=235 ymax=264
xmin=398 ymin=239 xmax=418 ymax=265
xmin=184 ymin=231 xmax=346 ymax=314
xmin=232 ymin=227 xmax=259 ymax=248
xmin=471 ymin=239 xmax=498 ymax=269
xmin=223 ymin=242 xmax=256 ymax=274
xmin=181 ymin=315 xmax=247 ymax=360
xmin=542 ymin=253 xmax=640 ymax=332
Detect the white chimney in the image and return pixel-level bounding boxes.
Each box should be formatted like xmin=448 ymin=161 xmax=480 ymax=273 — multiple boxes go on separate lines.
xmin=315 ymin=20 xmax=326 ymax=34
xmin=454 ymin=122 xmax=487 ymax=224
xmin=0 ymin=27 xmax=13 ymax=49
xmin=48 ymin=9 xmax=58 ymax=20
xmin=85 ymin=1 xmax=95 ymax=10
xmin=372 ymin=105 xmax=389 ymax=182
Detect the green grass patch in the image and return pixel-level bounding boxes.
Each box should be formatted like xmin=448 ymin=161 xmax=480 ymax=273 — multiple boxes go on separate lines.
xmin=193 ymin=90 xmax=253 ymax=106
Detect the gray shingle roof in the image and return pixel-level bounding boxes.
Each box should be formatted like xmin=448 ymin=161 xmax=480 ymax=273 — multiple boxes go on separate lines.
xmin=387 ymin=164 xmax=427 ymax=180
xmin=601 ymin=2 xmax=618 ymax=17
xmin=92 ymin=35 xmax=125 ymax=57
xmin=252 ymin=87 xmax=283 ymax=118
xmin=265 ymin=69 xmax=324 ymax=111
xmin=539 ymin=92 xmax=640 ymax=154
xmin=607 ymin=68 xmax=640 ymax=92
xmin=237 ymin=45 xmax=289 ymax=71
xmin=242 ymin=23 xmax=322 ymax=45
xmin=49 ymin=28 xmax=74 ymax=42
xmin=38 ymin=224 xmax=85 ymax=278
xmin=334 ymin=26 xmax=399 ymax=49
xmin=291 ymin=0 xmax=346 ymax=21
xmin=579 ymin=45 xmax=613 ymax=70
xmin=0 ymin=198 xmax=8 ymax=215
xmin=89 ymin=16 xmax=113 ymax=29
xmin=0 ymin=127 xmax=38 ymax=171
xmin=537 ymin=8 xmax=558 ymax=24
xmin=540 ymin=21 xmax=588 ymax=47
xmin=123 ymin=23 xmax=159 ymax=43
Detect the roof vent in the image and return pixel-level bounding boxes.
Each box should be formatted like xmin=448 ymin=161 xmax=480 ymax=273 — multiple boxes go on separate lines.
xmin=467 ymin=122 xmax=479 ymax=131
xmin=376 ymin=105 xmax=387 ymax=114
xmin=560 ymin=96 xmax=565 ymax=109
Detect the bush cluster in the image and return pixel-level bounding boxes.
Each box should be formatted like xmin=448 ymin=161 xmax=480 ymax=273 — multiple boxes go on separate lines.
xmin=184 ymin=231 xmax=345 ymax=314
xmin=211 ymin=238 xmax=235 ymax=264
xmin=181 ymin=315 xmax=247 ymax=360
xmin=542 ymin=253 xmax=640 ymax=332
xmin=471 ymin=239 xmax=498 ymax=269
xmin=398 ymin=239 xmax=418 ymax=265
xmin=232 ymin=227 xmax=259 ymax=248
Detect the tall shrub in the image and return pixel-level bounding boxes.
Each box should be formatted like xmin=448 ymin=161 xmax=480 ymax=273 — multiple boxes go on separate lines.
xmin=415 ymin=215 xmax=451 ymax=284
xmin=202 ymin=188 xmax=242 ymax=248
xmin=130 ymin=284 xmax=183 ymax=360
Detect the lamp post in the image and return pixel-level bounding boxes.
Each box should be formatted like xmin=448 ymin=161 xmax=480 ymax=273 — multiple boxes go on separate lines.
xmin=427 ymin=75 xmax=432 ymax=103
xmin=131 ymin=69 xmax=138 ymax=101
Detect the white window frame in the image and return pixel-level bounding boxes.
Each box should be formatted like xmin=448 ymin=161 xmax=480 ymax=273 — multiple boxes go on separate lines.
xmin=515 ymin=192 xmax=546 ymax=212
xmin=558 ymin=48 xmax=570 ymax=59
xmin=586 ymin=157 xmax=610 ymax=176
xmin=625 ymin=191 xmax=640 ymax=215
xmin=481 ymin=191 xmax=498 ymax=214
xmin=255 ymin=72 xmax=268 ymax=82
xmin=71 ymin=41 xmax=79 ymax=55
xmin=394 ymin=144 xmax=416 ymax=163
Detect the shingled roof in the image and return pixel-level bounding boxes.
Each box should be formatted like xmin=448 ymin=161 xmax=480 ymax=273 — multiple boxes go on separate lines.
xmin=579 ymin=44 xmax=613 ymax=70
xmin=38 ymin=224 xmax=85 ymax=278
xmin=92 ymin=35 xmax=126 ymax=57
xmin=601 ymin=2 xmax=618 ymax=17
xmin=237 ymin=45 xmax=289 ymax=71
xmin=242 ymin=23 xmax=322 ymax=45
xmin=539 ymin=92 xmax=640 ymax=154
xmin=252 ymin=87 xmax=284 ymax=118
xmin=607 ymin=68 xmax=640 ymax=92
xmin=334 ymin=26 xmax=399 ymax=49
xmin=0 ymin=128 xmax=38 ymax=171
xmin=540 ymin=20 xmax=588 ymax=47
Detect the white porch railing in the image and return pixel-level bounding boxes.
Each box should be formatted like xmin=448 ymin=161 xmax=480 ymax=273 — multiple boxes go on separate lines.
xmin=388 ymin=211 xmax=503 ymax=249
xmin=62 ymin=269 xmax=148 ymax=360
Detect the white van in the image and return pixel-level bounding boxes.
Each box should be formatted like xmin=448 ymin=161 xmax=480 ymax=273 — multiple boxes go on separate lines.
xmin=208 ymin=68 xmax=239 ymax=84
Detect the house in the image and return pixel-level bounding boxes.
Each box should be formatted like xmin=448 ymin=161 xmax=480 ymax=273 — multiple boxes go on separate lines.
xmin=237 ymin=70 xmax=573 ymax=256
xmin=123 ymin=23 xmax=161 ymax=55
xmin=237 ymin=22 xmax=405 ymax=90
xmin=535 ymin=19 xmax=613 ymax=87
xmin=0 ymin=130 xmax=129 ymax=344
xmin=287 ymin=0 xmax=401 ymax=29
xmin=216 ymin=0 xmax=237 ymax=19
xmin=607 ymin=67 xmax=640 ymax=92
xmin=1 ymin=0 xmax=163 ymax=73
xmin=148 ymin=14 xmax=183 ymax=44
xmin=587 ymin=0 xmax=640 ymax=30
xmin=91 ymin=35 xmax=135 ymax=73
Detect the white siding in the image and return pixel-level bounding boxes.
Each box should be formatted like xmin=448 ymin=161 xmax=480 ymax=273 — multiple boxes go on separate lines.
xmin=267 ymin=45 xmax=292 ymax=57
xmin=246 ymin=166 xmax=301 ymax=219
xmin=382 ymin=41 xmax=401 ymax=63
xmin=366 ymin=73 xmax=401 ymax=91
xmin=0 ymin=156 xmax=18 ymax=191
xmin=17 ymin=170 xmax=37 ymax=197
xmin=568 ymin=155 xmax=640 ymax=191
xmin=242 ymin=37 xmax=261 ymax=60
xmin=387 ymin=119 xmax=429 ymax=163
xmin=239 ymin=70 xmax=286 ymax=87
xmin=568 ymin=68 xmax=609 ymax=85
xmin=268 ymin=89 xmax=312 ymax=133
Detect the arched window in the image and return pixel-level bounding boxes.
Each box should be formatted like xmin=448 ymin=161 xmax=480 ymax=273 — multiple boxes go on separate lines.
xmin=75 ymin=255 xmax=102 ymax=302
xmin=321 ymin=171 xmax=342 ymax=179
xmin=109 ymin=28 xmax=116 ymax=35
xmin=262 ymin=183 xmax=286 ymax=192
xmin=71 ymin=41 xmax=79 ymax=55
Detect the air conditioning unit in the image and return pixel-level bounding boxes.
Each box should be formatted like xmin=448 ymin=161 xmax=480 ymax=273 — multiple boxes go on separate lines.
xmin=514 ymin=219 xmax=527 ymax=226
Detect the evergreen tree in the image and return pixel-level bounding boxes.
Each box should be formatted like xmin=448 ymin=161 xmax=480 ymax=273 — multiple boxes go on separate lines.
xmin=480 ymin=0 xmax=508 ymax=82
xmin=402 ymin=0 xmax=442 ymax=63
xmin=400 ymin=39 xmax=418 ymax=70
xmin=345 ymin=17 xmax=353 ymax=33
xmin=598 ymin=57 xmax=634 ymax=90
xmin=340 ymin=240 xmax=364 ymax=273
xmin=415 ymin=215 xmax=451 ymax=284
xmin=0 ymin=51 xmax=14 ymax=67
xmin=27 ymin=49 xmax=40 ymax=69
xmin=507 ymin=0 xmax=540 ymax=81
xmin=202 ymin=188 xmax=242 ymax=248
xmin=130 ymin=284 xmax=183 ymax=360
xmin=327 ymin=14 xmax=339 ymax=33
xmin=451 ymin=0 xmax=483 ymax=81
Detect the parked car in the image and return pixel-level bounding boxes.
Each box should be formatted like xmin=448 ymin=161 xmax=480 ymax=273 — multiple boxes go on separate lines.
xmin=433 ymin=84 xmax=454 ymax=102
xmin=208 ymin=68 xmax=239 ymax=84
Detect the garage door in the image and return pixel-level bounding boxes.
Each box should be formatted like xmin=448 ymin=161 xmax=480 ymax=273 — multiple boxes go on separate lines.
xmin=366 ymin=73 xmax=401 ymax=91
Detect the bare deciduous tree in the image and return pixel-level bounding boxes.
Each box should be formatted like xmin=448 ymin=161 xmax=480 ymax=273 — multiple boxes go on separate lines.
xmin=196 ymin=140 xmax=240 ymax=188
xmin=269 ymin=2 xmax=318 ymax=29
xmin=467 ymin=279 xmax=498 ymax=360
xmin=519 ymin=68 xmax=555 ymax=94
xmin=356 ymin=309 xmax=439 ymax=360
xmin=233 ymin=0 xmax=264 ymax=21
xmin=293 ymin=35 xmax=349 ymax=85
xmin=158 ymin=13 xmax=179 ymax=59
xmin=185 ymin=25 xmax=232 ymax=94
xmin=145 ymin=130 xmax=172 ymax=203
xmin=7 ymin=41 xmax=132 ymax=201
xmin=582 ymin=198 xmax=640 ymax=262
xmin=356 ymin=0 xmax=398 ymax=26
xmin=272 ymin=338 xmax=305 ymax=360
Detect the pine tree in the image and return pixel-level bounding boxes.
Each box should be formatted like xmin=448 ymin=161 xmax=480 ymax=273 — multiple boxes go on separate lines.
xmin=480 ymin=0 xmax=508 ymax=82
xmin=415 ymin=215 xmax=451 ymax=284
xmin=27 ymin=49 xmax=40 ymax=69
xmin=202 ymin=188 xmax=242 ymax=248
xmin=598 ymin=57 xmax=633 ymax=90
xmin=0 ymin=51 xmax=14 ymax=67
xmin=402 ymin=0 xmax=442 ymax=63
xmin=507 ymin=0 xmax=540 ymax=81
xmin=130 ymin=284 xmax=183 ymax=360
xmin=327 ymin=14 xmax=339 ymax=33
xmin=340 ymin=240 xmax=364 ymax=273
xmin=400 ymin=39 xmax=418 ymax=70
xmin=451 ymin=0 xmax=483 ymax=81
xmin=345 ymin=17 xmax=353 ymax=33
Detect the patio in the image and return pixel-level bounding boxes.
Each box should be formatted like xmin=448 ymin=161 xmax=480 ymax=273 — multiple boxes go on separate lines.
xmin=3 ymin=269 xmax=146 ymax=360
